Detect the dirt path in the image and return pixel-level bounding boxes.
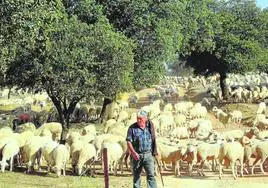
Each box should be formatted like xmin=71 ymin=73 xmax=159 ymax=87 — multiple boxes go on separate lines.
xmin=156 ymin=175 xmax=268 ymax=188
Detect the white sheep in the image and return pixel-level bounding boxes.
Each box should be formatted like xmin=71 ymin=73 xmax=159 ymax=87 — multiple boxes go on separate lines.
xmin=218 ymin=141 xmax=244 ymax=180
xmin=94 ymin=134 xmax=125 ymax=158
xmin=77 ymin=143 xmax=97 ymax=176
xmin=102 ymin=142 xmax=124 ymax=175
xmin=158 ymin=113 xmax=175 ymax=136
xmin=228 ymin=110 xmax=243 ymax=124
xmin=169 ymin=127 xmax=189 ymax=140
xmin=52 ymin=144 xmax=70 ymax=177
xmin=24 ymin=135 xmax=52 ymax=173
xmin=117 ymin=110 xmax=129 ymax=123
xmin=41 ymin=139 xmax=59 ymax=171
xmin=1 ymin=140 xmax=20 ymax=173
xmin=104 ymin=119 xmax=117 ymax=133
xmin=195 ymin=140 xmax=224 ymax=176
xmin=35 ymin=122 xmax=62 ymax=142
xmin=221 ymin=130 xmax=244 ymax=141
xmin=212 ymin=106 xmax=228 ymax=119
xmin=82 ymin=124 xmax=96 ymax=136
xmin=15 ymin=122 xmax=36 ymax=133
xmin=174 ymin=101 xmax=193 ymax=115
xmin=66 ymin=131 xmax=81 ymax=146
xmin=195 ymin=120 xmax=213 ymax=140
xmin=174 ymin=114 xmax=187 ymax=127
xmin=157 ymin=143 xmax=187 ymax=176
xmin=0 ymin=127 xmax=13 ymax=138
xmin=251 ymin=141 xmax=268 ymax=175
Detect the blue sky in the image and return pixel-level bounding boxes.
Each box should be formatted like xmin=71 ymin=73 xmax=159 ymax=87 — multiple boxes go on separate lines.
xmin=256 ymin=0 xmax=268 ymax=8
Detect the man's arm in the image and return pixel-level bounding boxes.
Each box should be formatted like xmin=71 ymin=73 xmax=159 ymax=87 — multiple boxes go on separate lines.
xmin=127 ymin=141 xmax=140 ymax=160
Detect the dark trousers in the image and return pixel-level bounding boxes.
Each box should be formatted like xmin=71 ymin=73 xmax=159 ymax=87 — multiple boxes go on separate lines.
xmin=132 ymin=152 xmax=157 ymax=188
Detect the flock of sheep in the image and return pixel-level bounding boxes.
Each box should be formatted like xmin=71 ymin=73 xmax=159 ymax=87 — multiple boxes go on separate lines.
xmin=1 ymin=72 xmax=268 ymax=181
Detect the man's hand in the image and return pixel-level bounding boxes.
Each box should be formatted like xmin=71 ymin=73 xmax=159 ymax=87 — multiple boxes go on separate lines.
xmin=132 ymin=152 xmax=140 ymax=161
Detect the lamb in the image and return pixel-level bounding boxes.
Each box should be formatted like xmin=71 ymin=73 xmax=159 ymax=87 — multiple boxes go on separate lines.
xmin=251 ymin=141 xmax=268 ymax=175
xmin=212 ymin=106 xmax=228 ymax=119
xmin=188 ymin=106 xmax=207 ymax=119
xmin=163 ymin=103 xmax=173 ymax=113
xmin=77 ymin=143 xmax=97 ymax=176
xmin=187 ymin=119 xmax=206 ymax=138
xmin=70 ymin=140 xmax=84 ymax=174
xmin=41 ymin=140 xmax=59 ymax=173
xmin=93 ymin=134 xmax=124 ymax=158
xmin=0 ymin=126 xmax=13 ymax=138
xmin=79 ymin=133 xmax=95 ymax=144
xmin=108 ymin=123 xmax=128 ymax=138
xmin=102 ymin=142 xmax=124 ymax=175
xmin=257 ymin=102 xmax=266 ymax=115
xmin=1 ymin=140 xmax=20 ymax=173
xmin=157 ymin=143 xmax=187 ymax=176
xmin=256 ymin=130 xmax=268 ymax=140
xmin=158 ymin=113 xmax=175 ymax=136
xmin=117 ymin=110 xmax=129 ymax=123
xmin=66 ymin=131 xmax=81 ymax=146
xmin=169 ymin=127 xmax=189 ymax=140
xmin=255 ymin=118 xmax=268 ymax=131
xmin=52 ymin=144 xmax=70 ymax=177
xmin=174 ymin=101 xmax=193 ymax=115
xmin=15 ymin=122 xmax=36 ymax=133
xmin=195 ymin=120 xmax=213 ymax=140
xmin=221 ymin=130 xmax=244 ymax=141
xmin=227 ymin=110 xmax=243 ymax=124
xmin=218 ymin=141 xmax=244 ymax=179
xmin=104 ymin=119 xmax=117 ymax=133
xmin=82 ymin=124 xmax=96 ymax=136
xmin=24 ymin=135 xmax=52 ymax=173
xmin=174 ymin=114 xmax=187 ymax=128
xmin=195 ymin=140 xmax=224 ymax=176
xmin=35 ymin=122 xmax=62 ymax=142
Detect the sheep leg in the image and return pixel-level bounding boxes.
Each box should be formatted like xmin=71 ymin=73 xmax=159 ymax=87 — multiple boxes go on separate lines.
xmin=199 ymin=160 xmax=205 ymax=176
xmin=163 ymin=161 xmax=168 ymax=170
xmin=218 ymin=159 xmax=223 ymax=179
xmin=27 ymin=156 xmax=35 ymax=173
xmin=239 ymin=158 xmax=244 ymax=177
xmin=188 ymin=163 xmax=193 ymax=176
xmin=251 ymin=156 xmax=261 ymax=175
xmin=231 ymin=161 xmax=237 ymax=180
xmin=174 ymin=161 xmax=180 ymax=176
xmin=9 ymin=156 xmax=14 ymax=172
xmin=1 ymin=157 xmax=6 ymax=173
xmin=114 ymin=161 xmax=118 ymax=176
xmin=259 ymin=156 xmax=268 ymax=175
xmin=63 ymin=165 xmax=66 ymax=176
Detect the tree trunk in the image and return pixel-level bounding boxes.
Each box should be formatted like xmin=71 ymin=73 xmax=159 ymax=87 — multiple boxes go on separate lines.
xmin=7 ymin=87 xmax=11 ymax=99
xmin=99 ymin=97 xmax=112 ymax=123
xmin=219 ymin=72 xmax=227 ymax=99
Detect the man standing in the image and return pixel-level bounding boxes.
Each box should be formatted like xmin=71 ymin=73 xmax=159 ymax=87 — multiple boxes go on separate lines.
xmin=126 ymin=110 xmax=158 ymax=188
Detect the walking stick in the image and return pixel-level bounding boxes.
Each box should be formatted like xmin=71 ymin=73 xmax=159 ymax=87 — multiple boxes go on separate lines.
xmin=154 ymin=156 xmax=164 ymax=187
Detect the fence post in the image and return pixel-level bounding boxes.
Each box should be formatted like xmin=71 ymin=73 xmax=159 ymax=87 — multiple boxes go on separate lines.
xmin=103 ymin=144 xmax=109 ymax=188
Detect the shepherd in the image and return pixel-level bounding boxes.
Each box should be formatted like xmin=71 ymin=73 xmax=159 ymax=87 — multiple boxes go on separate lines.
xmin=126 ymin=110 xmax=158 ymax=188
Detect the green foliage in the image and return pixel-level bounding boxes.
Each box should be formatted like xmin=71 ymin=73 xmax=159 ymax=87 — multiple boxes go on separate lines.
xmin=1 ymin=0 xmax=134 ymax=127
xmin=98 ymin=0 xmax=185 ymax=89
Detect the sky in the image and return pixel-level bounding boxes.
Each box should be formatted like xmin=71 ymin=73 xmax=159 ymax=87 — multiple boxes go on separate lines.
xmin=256 ymin=0 xmax=268 ymax=8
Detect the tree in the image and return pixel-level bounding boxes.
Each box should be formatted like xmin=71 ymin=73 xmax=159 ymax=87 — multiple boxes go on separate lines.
xmin=97 ymin=0 xmax=185 ymax=89
xmin=184 ymin=0 xmax=268 ymax=97
xmin=2 ymin=0 xmax=134 ymax=137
